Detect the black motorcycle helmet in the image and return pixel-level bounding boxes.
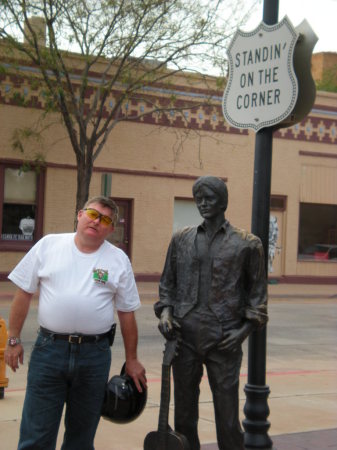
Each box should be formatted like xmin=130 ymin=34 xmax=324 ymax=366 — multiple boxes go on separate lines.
xmin=101 ymin=363 xmax=147 ymax=424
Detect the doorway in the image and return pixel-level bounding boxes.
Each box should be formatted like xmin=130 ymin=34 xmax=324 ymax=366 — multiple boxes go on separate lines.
xmin=269 ymin=196 xmax=286 ymax=278
xmin=107 ymin=199 xmax=132 ymax=258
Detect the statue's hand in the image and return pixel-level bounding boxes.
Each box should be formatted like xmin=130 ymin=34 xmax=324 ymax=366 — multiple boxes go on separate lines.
xmin=158 ymin=307 xmax=180 ymax=340
xmin=218 ymin=322 xmax=253 ymax=352
xmin=217 ymin=329 xmax=243 ymax=352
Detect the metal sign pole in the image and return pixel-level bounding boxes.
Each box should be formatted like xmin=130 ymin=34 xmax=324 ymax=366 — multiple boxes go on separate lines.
xmin=243 ymin=128 xmax=274 ymax=450
xmin=243 ymin=1 xmax=279 ymax=449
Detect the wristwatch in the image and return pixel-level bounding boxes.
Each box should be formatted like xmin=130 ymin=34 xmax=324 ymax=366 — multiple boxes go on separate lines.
xmin=7 ymin=336 xmax=21 ymax=347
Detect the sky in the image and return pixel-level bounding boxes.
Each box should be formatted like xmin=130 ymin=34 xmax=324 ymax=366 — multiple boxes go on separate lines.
xmin=243 ymin=0 xmax=337 ymax=53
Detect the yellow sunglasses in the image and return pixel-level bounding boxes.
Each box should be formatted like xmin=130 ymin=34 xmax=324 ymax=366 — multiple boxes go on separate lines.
xmin=83 ymin=208 xmax=113 ymax=227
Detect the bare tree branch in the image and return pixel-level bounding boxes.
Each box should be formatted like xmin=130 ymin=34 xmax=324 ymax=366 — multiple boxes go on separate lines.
xmin=0 ymin=0 xmax=259 ymax=213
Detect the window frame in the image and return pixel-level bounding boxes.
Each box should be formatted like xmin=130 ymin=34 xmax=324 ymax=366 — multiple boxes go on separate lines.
xmin=0 ymin=161 xmax=45 ymax=251
xmin=297 ymin=201 xmax=337 ymax=262
xmin=270 ymin=195 xmax=287 ymax=212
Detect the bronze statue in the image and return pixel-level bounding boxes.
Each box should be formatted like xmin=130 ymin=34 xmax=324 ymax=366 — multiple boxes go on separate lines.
xmin=154 ymin=176 xmax=268 ymax=450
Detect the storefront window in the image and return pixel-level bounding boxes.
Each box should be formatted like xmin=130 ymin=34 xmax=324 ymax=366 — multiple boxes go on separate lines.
xmin=298 ymin=203 xmax=337 ymax=261
xmin=0 ymin=164 xmax=44 ymax=249
xmin=173 ymin=198 xmax=201 ymax=232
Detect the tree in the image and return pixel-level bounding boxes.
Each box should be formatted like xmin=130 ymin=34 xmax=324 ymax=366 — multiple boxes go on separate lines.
xmin=316 ymin=65 xmax=337 ymax=93
xmin=0 ymin=0 xmax=258 ymax=215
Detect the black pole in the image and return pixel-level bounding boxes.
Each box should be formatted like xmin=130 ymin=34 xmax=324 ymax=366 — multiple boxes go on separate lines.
xmin=243 ymin=1 xmax=279 ymax=448
xmin=262 ymin=0 xmax=279 ymax=25
xmin=243 ymin=130 xmax=274 ymax=449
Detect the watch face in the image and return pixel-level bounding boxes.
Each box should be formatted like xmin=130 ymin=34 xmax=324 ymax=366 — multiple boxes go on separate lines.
xmin=8 ymin=337 xmax=20 ymax=346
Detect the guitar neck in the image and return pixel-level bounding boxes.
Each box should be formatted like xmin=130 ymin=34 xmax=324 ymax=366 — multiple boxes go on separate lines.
xmin=158 ymin=363 xmax=171 ymax=433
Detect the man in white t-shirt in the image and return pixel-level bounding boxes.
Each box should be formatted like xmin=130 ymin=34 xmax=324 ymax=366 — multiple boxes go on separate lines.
xmin=5 ymin=196 xmax=147 ymax=450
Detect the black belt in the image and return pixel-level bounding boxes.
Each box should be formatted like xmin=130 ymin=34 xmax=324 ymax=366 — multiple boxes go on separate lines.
xmin=40 ymin=326 xmax=110 ymax=344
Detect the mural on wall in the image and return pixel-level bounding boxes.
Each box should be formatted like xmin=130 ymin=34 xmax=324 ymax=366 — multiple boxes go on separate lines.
xmin=268 ymin=215 xmax=279 ymax=273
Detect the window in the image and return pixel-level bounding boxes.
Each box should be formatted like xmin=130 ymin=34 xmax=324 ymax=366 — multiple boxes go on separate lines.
xmin=173 ymin=198 xmax=201 ymax=232
xmin=0 ymin=163 xmax=45 ymax=250
xmin=270 ymin=195 xmax=286 ymax=211
xmin=106 ymin=199 xmax=132 ymax=258
xmin=298 ymin=203 xmax=337 ymax=261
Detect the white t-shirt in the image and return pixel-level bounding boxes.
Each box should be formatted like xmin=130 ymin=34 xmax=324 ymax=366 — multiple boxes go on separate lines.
xmin=8 ymin=233 xmax=140 ymax=334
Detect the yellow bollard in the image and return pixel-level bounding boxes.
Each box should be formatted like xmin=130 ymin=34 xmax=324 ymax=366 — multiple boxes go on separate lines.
xmin=0 ymin=316 xmax=9 ymax=399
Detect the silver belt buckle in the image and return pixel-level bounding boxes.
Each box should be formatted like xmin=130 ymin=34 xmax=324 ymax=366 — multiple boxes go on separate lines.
xmin=69 ymin=334 xmax=82 ymax=344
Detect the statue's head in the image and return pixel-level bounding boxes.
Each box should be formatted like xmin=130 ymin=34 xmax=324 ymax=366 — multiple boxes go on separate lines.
xmin=192 ymin=176 xmax=228 ymax=212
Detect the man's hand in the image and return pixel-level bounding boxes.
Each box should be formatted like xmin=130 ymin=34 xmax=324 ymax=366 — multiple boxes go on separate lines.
xmin=4 ymin=287 xmax=32 ymax=372
xmin=117 ymin=310 xmax=147 ymax=393
xmin=158 ymin=307 xmax=180 ymax=340
xmin=125 ymin=358 xmax=147 ymax=393
xmin=5 ymin=344 xmax=24 ymax=372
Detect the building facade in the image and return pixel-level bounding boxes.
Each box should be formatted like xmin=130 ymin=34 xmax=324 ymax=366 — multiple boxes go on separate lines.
xmin=1 ymin=53 xmax=336 ymax=284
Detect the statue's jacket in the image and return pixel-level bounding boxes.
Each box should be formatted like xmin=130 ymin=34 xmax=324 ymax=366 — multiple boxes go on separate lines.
xmin=155 ymin=221 xmax=268 ymax=329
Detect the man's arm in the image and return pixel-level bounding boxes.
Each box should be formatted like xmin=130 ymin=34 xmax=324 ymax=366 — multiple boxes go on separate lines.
xmin=154 ymin=236 xmax=177 ymax=319
xmin=245 ymin=238 xmax=268 ymax=326
xmin=117 ymin=310 xmax=147 ymax=392
xmin=5 ymin=288 xmax=33 ymax=372
xmin=218 ymin=236 xmax=268 ymax=352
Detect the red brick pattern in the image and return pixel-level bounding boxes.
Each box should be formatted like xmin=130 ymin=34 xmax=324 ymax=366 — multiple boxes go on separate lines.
xmin=0 ymin=72 xmax=336 ymax=144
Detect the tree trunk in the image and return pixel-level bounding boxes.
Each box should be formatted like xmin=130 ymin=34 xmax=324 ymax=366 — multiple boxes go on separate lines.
xmin=74 ymin=150 xmax=93 ymax=230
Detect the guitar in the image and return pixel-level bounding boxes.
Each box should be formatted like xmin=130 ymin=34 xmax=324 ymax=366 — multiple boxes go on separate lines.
xmin=144 ymin=339 xmax=190 ymax=450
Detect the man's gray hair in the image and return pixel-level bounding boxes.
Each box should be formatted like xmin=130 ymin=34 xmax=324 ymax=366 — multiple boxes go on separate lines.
xmin=83 ymin=196 xmax=119 ymax=220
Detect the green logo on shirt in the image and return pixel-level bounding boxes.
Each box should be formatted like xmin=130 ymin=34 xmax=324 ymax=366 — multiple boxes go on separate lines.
xmin=93 ymin=268 xmax=108 ymax=284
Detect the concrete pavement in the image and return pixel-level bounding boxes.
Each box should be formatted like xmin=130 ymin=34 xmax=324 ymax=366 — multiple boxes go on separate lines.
xmin=0 ymin=280 xmax=336 ymax=449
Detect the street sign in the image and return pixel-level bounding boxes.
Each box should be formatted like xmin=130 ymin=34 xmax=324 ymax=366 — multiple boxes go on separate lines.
xmin=223 ymin=16 xmax=299 ymax=132
xmin=276 ymin=19 xmax=318 ymax=129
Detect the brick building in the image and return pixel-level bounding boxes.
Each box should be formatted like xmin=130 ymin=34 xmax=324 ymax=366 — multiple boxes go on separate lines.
xmin=1 ymin=49 xmax=336 ymax=284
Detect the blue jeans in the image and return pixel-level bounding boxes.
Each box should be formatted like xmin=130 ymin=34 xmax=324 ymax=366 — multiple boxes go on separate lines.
xmin=18 ymin=331 xmax=111 ymax=450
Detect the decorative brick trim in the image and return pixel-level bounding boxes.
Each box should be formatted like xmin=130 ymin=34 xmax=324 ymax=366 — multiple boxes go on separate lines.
xmin=134 ymin=273 xmax=337 ymax=285
xmin=0 ymin=158 xmax=228 ymax=182
xmin=1 ymin=71 xmax=336 ymax=144
xmin=269 ymin=275 xmax=337 ymax=285
xmin=135 ymin=273 xmax=161 ymax=282
xmin=299 ymin=150 xmax=337 ymax=159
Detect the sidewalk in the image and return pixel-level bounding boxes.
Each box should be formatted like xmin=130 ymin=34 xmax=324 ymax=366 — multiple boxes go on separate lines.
xmin=138 ymin=280 xmax=337 ymax=450
xmin=1 ymin=280 xmax=336 ymax=449
xmin=202 ymin=429 xmax=337 ymax=449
